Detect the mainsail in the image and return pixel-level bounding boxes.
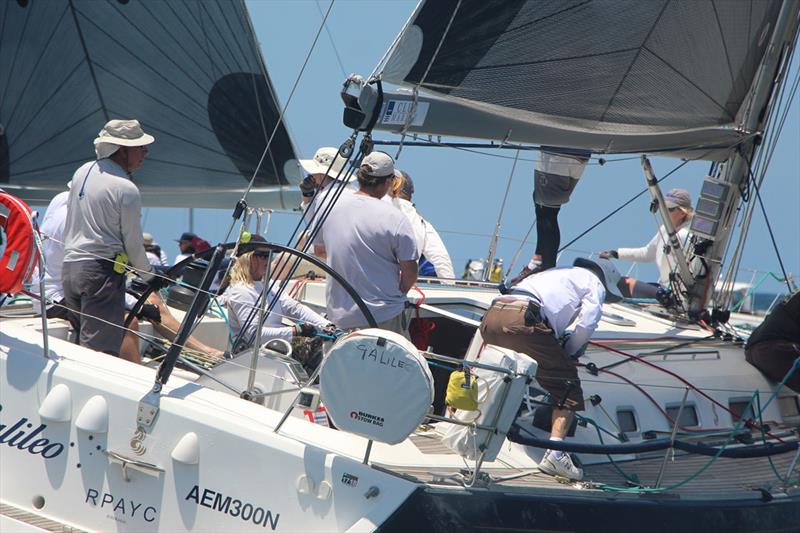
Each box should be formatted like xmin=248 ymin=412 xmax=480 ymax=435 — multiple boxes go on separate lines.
xmin=372 ymin=0 xmax=784 ymax=159
xmin=0 ymin=0 xmax=301 ymax=208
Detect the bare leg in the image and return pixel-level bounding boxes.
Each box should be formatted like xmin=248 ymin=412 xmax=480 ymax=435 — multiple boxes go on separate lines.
xmin=148 ymin=294 xmax=224 ymax=359
xmin=550 ymin=408 xmax=573 ymax=440
xmin=119 ymin=317 xmax=142 ymax=364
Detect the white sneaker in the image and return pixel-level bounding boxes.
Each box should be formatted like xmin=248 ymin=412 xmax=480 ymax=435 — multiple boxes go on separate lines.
xmin=539 ymin=451 xmax=584 ymax=481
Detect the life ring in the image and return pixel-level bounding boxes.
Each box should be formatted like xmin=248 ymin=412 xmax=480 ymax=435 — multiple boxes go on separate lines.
xmin=0 ymin=192 xmax=39 ymax=294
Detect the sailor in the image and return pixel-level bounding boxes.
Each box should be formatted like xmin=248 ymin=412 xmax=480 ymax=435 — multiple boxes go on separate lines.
xmin=225 ymin=245 xmax=333 ymax=351
xmin=174 ymin=232 xmax=197 ymax=264
xmin=30 ymin=183 xmax=73 ymax=322
xmin=481 ymin=257 xmax=624 ymax=480
xmin=745 ymin=291 xmax=800 ymax=393
xmin=313 ymin=152 xmax=419 ymax=337
xmin=507 ymin=147 xmax=591 ymax=284
xmin=299 ymin=146 xmax=354 ymax=224
xmin=62 ymin=119 xmax=156 ymax=358
xmin=600 ymin=188 xmax=693 ymax=304
xmin=388 ymin=170 xmax=455 ymax=279
xmin=143 ymin=232 xmax=168 ymax=266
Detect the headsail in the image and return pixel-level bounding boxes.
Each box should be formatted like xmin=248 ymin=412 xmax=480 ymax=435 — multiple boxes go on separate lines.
xmin=0 ymin=0 xmax=301 ymax=208
xmin=371 ymin=0 xmax=783 ymax=159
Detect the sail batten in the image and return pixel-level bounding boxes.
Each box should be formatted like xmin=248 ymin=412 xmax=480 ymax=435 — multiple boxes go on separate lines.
xmin=377 ymin=0 xmax=783 ymax=157
xmin=1 ymin=0 xmax=300 ymax=208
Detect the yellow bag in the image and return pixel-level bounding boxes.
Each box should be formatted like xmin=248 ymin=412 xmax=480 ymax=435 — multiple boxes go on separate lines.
xmin=112 ymin=252 xmax=129 ymax=274
xmin=446 ymin=369 xmax=479 ymax=411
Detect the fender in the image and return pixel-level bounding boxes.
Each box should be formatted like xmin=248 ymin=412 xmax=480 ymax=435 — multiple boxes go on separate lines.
xmin=0 ymin=192 xmax=39 ymax=294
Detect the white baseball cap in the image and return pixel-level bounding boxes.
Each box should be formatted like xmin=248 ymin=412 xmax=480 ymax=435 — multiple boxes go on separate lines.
xmin=360 ymin=151 xmax=394 ymax=179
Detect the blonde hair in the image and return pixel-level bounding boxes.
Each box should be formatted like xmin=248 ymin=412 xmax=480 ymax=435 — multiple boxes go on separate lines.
xmin=229 ymin=251 xmax=256 ymax=287
xmin=389 ymin=173 xmax=405 ymax=198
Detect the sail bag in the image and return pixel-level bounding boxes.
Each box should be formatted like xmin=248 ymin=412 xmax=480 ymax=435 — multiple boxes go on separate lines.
xmin=320 ymin=329 xmax=434 ymax=444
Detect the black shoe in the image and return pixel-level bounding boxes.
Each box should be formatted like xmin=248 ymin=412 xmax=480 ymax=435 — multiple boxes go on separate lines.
xmin=656 ymin=288 xmax=678 ymax=308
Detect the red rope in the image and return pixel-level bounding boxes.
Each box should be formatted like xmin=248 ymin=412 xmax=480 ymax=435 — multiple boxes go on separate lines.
xmin=588 ymin=340 xmax=783 ymax=441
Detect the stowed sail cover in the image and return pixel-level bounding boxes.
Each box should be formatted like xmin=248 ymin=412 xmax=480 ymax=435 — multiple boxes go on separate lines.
xmin=0 ymin=0 xmax=301 ymax=208
xmin=379 ymin=0 xmax=784 ymax=156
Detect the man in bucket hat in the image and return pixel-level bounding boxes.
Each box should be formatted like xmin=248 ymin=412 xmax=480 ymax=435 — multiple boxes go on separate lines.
xmin=62 ymin=119 xmax=156 ymax=359
xmin=481 ymin=258 xmax=624 ymax=481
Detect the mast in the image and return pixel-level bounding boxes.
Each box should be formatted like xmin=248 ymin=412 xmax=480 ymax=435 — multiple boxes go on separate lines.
xmin=683 ymin=0 xmax=800 ymax=314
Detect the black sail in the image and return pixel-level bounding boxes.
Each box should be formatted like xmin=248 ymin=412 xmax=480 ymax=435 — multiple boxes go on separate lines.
xmin=377 ymin=0 xmax=786 ymax=158
xmin=0 ymin=0 xmax=300 ymax=208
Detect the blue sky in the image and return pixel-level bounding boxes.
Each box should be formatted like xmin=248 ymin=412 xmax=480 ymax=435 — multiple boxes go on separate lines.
xmin=112 ymin=1 xmax=800 ymax=293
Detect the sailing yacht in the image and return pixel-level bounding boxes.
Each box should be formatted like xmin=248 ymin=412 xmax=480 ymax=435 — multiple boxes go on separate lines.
xmin=2 ymin=1 xmax=800 ymax=531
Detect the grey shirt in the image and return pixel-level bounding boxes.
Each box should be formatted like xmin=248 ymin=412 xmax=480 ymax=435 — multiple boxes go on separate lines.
xmin=314 ymin=193 xmax=418 ymax=329
xmin=63 ymin=159 xmax=153 ymax=280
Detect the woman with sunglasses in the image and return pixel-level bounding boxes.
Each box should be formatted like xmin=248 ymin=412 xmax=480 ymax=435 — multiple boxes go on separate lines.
xmin=599 ymin=188 xmax=694 ymax=302
xmin=225 ymin=250 xmax=333 ymax=351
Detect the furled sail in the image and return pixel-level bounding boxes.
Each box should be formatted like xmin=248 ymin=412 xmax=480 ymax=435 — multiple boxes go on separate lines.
xmin=0 ymin=0 xmax=301 ymax=208
xmin=373 ymin=0 xmax=785 ymax=159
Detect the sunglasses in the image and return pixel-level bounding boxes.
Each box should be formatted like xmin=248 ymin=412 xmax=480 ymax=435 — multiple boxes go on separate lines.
xmin=253 ymin=252 xmax=271 ymax=259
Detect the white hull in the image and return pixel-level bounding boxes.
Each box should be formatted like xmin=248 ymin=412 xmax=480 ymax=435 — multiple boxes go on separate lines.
xmin=2 ymin=281 xmax=799 ymax=532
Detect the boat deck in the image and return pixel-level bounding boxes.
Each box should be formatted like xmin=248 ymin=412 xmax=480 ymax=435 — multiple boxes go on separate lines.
xmin=384 ymin=432 xmax=800 ymax=500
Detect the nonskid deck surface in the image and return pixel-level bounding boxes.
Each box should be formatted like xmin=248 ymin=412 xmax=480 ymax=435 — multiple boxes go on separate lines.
xmin=393 ymin=431 xmax=800 ymax=499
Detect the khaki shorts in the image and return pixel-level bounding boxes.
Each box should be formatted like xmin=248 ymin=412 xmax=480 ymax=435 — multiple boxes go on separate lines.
xmin=480 ymin=301 xmax=584 ymax=411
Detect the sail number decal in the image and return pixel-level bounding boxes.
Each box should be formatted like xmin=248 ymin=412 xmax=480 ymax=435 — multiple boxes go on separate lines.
xmin=381 ymin=100 xmax=429 ymax=127
xmin=186 ymin=485 xmax=280 ymax=530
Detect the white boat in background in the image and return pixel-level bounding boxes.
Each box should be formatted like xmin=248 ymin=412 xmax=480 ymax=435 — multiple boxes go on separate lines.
xmin=2 ymin=1 xmax=800 ymax=531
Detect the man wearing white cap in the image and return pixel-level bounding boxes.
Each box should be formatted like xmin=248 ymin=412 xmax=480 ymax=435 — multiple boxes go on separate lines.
xmin=271 ymin=146 xmax=356 ymax=280
xmin=62 ymin=119 xmax=156 ymax=358
xmin=298 ymin=146 xmax=354 ymax=224
xmin=599 ymin=187 xmax=694 ymax=303
xmin=313 ymin=151 xmax=418 ymax=337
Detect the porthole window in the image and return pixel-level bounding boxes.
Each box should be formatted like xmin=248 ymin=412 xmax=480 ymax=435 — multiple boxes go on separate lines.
xmin=666 ymin=404 xmax=699 ymax=427
xmin=729 ymin=398 xmax=755 ymax=422
xmin=616 ymin=408 xmax=638 ymax=433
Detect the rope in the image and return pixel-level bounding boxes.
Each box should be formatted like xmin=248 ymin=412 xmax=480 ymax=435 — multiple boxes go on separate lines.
xmin=589 ymin=340 xmax=783 ymax=441
xmin=594 ymin=391 xmax=758 ymax=493
xmin=234 ymin=0 xmax=336 ymax=207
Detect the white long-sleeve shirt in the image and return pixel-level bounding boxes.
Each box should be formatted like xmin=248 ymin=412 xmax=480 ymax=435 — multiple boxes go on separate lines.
xmin=390 ymin=197 xmax=455 ymax=279
xmin=617 ymin=222 xmax=690 ymax=286
xmin=62 ymin=159 xmax=153 ymax=280
xmin=225 ymin=281 xmax=329 ymax=348
xmin=30 ymin=190 xmax=70 ymax=312
xmin=499 ymin=267 xmax=606 ymax=356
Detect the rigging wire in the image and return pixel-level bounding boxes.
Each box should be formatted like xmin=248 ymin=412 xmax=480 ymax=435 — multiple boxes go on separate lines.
xmin=556 ymin=158 xmax=689 ymax=254
xmin=234 ymin=0 xmax=336 ymax=212
xmin=314 ymin=0 xmax=347 ymax=78
xmin=395 ymin=0 xmax=462 ymax=159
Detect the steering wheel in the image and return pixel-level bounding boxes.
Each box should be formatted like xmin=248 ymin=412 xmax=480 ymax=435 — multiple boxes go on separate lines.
xmin=123 ymin=240 xmax=377 ymax=331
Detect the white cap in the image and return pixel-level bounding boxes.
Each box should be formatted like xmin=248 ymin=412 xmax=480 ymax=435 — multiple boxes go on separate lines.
xmin=360 ymin=151 xmax=394 ymax=179
xmin=299 ymin=147 xmax=349 ymax=181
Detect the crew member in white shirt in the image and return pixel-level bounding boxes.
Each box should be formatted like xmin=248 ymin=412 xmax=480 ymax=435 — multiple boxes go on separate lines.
xmin=62 ymin=119 xmax=155 ymax=359
xmin=482 ymin=258 xmax=624 ymax=481
xmin=600 ymin=188 xmax=693 ymax=302
xmin=388 ymin=170 xmax=455 ymax=279
xmin=30 ymin=186 xmax=72 ymax=320
xmin=313 ymin=152 xmax=418 ymax=337
xmin=225 ymin=248 xmax=332 ymax=351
